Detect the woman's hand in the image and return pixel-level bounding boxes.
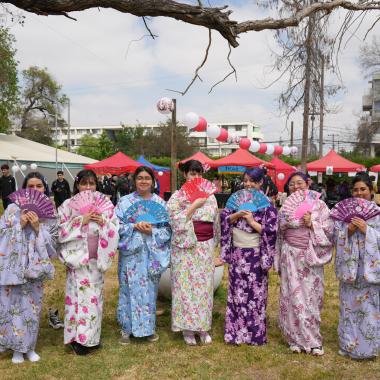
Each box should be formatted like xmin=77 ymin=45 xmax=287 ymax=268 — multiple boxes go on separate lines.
xmin=26 ymin=211 xmax=40 ymax=234
xmin=90 ymin=213 xmax=104 ymax=226
xmin=351 ymin=217 xmax=367 ymax=234
xmin=303 ymin=212 xmax=312 ymax=228
xmin=82 ymin=212 xmax=93 ymax=225
xmin=192 ymin=197 xmax=207 ymax=209
xmin=347 ymin=222 xmax=357 ymax=236
xmin=242 ymin=210 xmax=255 ymax=224
xmin=20 ymin=211 xmax=28 ymax=229
xmin=242 ymin=211 xmax=262 ymax=233
xmin=134 ymin=222 xmax=152 ymax=234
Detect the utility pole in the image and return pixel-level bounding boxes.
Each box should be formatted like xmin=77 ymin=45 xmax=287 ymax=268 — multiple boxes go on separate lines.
xmin=290 ymin=121 xmax=294 ymax=147
xmin=310 ymin=103 xmax=316 ymax=155
xmin=170 ymin=99 xmax=177 ymax=193
xmin=67 ymin=98 xmax=71 ymax=152
xmin=328 ymin=133 xmax=336 ymax=150
xmin=301 ymin=16 xmax=314 ymax=170
xmin=319 ymin=54 xmax=324 ymax=158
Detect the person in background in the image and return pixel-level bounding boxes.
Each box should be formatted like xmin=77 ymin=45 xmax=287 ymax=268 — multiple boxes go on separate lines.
xmin=337 ymin=180 xmax=351 ymax=201
xmin=262 ymin=168 xmax=278 ymax=198
xmin=102 ymin=174 xmax=113 ymax=199
xmin=333 ymin=172 xmax=380 ymax=359
xmin=116 ymin=173 xmax=131 ymax=198
xmin=0 ymin=164 xmax=16 ymax=210
xmin=111 ymin=175 xmax=118 ymax=205
xmin=51 ymin=171 xmax=71 ymax=209
xmin=0 ymin=172 xmax=58 ymax=364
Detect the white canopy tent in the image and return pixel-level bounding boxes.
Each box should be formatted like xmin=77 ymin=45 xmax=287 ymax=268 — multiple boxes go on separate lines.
xmin=0 ymin=133 xmax=97 ymax=189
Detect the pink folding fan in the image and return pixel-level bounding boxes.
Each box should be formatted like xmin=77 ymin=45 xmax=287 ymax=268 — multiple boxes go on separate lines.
xmin=283 ymin=189 xmax=321 ymax=219
xmin=69 ymin=190 xmax=114 ymax=215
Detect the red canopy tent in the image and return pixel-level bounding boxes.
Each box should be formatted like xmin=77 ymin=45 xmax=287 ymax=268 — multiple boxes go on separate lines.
xmin=306 ymin=150 xmax=365 ymax=173
xmin=268 ymin=157 xmax=296 ymax=192
xmin=370 ymin=164 xmax=380 ymax=172
xmin=84 ymin=152 xmax=142 ymax=175
xmin=178 ymin=151 xmax=216 ymax=167
xmin=212 ymin=148 xmax=274 ymax=168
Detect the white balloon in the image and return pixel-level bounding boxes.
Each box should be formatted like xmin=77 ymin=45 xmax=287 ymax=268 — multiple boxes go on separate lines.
xmin=277 ymin=173 xmax=285 ymax=180
xmin=158 ymin=171 xmax=164 ymax=176
xmin=11 ymin=165 xmax=19 ymax=173
xmin=249 ymin=140 xmax=260 ymax=153
xmin=30 ymin=163 xmax=38 ymax=170
xmin=156 ymin=97 xmax=174 ymax=114
xmin=282 ymin=146 xmax=291 ymax=156
xmin=206 ymin=124 xmax=221 ymax=138
xmin=265 ymin=144 xmax=275 ymax=155
xmin=290 ymin=146 xmax=298 ymax=154
xmin=20 ymin=164 xmax=27 ymax=171
xmin=184 ymin=112 xmax=199 ymax=129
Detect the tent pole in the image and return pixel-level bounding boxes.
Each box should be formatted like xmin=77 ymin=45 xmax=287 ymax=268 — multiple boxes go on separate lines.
xmin=170 ymin=99 xmax=177 ymax=193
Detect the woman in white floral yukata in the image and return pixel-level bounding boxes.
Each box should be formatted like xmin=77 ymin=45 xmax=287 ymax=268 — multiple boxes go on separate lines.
xmin=167 ymin=160 xmax=220 ymax=346
xmin=58 ymin=169 xmax=119 ymax=356
xmin=0 ymin=172 xmax=57 ymax=364
xmin=275 ymin=172 xmax=333 ymax=356
xmin=333 ymin=172 xmax=380 ymax=359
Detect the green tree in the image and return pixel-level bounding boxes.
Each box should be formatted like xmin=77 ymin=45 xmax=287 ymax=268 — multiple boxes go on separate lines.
xmin=17 ymin=117 xmax=53 ymax=145
xmin=0 ymin=27 xmax=18 ymax=133
xmin=77 ymin=132 xmax=115 ymax=160
xmin=19 ymin=66 xmax=67 ymax=130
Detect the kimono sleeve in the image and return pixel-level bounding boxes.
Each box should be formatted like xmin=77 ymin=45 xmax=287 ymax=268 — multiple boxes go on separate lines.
xmin=334 ymin=220 xmax=360 ymax=283
xmin=363 ymin=215 xmax=380 ymax=284
xmin=36 ymin=218 xmax=58 ymax=260
xmin=220 ymin=208 xmax=234 ymax=264
xmin=260 ymin=205 xmax=278 ymax=271
xmin=148 ymin=224 xmax=171 ymax=278
xmin=305 ymin=200 xmax=333 ymax=267
xmin=211 ymin=196 xmax=221 ymax=247
xmin=96 ymin=208 xmax=119 ymax=272
xmin=167 ymin=192 xmax=197 ymax=249
xmin=274 ymin=209 xmax=286 ymax=273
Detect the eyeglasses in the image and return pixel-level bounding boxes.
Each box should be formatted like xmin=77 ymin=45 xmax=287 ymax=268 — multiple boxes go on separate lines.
xmin=288 ymin=181 xmax=306 ymax=187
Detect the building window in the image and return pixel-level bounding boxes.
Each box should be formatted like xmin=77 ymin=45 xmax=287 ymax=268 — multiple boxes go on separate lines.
xmin=374 ymin=100 xmax=380 ymax=112
xmin=235 ymin=126 xmax=242 ymax=131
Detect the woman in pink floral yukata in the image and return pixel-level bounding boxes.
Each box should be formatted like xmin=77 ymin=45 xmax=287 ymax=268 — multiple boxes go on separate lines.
xmin=275 ymin=172 xmax=333 ymax=356
xmin=58 ymin=170 xmax=119 ymax=355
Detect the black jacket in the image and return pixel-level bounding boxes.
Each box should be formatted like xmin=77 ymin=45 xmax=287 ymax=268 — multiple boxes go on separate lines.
xmin=0 ymin=175 xmax=16 ymax=199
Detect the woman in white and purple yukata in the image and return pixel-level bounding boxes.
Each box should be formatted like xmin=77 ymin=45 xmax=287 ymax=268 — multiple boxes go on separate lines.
xmin=58 ymin=170 xmax=119 ymax=356
xmin=0 ymin=172 xmax=57 ymax=364
xmin=220 ymin=167 xmax=278 ymax=345
xmin=333 ymin=172 xmax=380 ymax=359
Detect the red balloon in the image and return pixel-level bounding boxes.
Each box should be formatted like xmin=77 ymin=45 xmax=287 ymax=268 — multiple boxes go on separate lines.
xmin=274 ymin=146 xmax=283 ymax=155
xmin=239 ymin=138 xmax=251 ymax=150
xmin=258 ymin=143 xmax=267 ymax=154
xmin=193 ymin=116 xmax=207 ymax=132
xmin=216 ymin=128 xmax=228 ymax=142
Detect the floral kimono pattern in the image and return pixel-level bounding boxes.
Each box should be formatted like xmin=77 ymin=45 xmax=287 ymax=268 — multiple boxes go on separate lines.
xmin=220 ymin=204 xmax=278 ymax=345
xmin=167 ymin=190 xmax=220 ymax=332
xmin=334 ymin=213 xmax=380 ymax=359
xmin=116 ymin=192 xmax=171 ymax=337
xmin=58 ymin=197 xmax=119 ymax=347
xmin=0 ymin=204 xmax=57 ymax=353
xmin=275 ymin=199 xmax=333 ymax=351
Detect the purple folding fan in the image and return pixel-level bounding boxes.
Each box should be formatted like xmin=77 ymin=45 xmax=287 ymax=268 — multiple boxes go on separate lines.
xmin=9 ymin=189 xmax=56 ymax=219
xmin=330 ymin=197 xmax=380 ymax=223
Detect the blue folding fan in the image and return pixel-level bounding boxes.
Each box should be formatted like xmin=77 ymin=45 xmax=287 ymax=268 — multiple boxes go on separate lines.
xmin=122 ymin=200 xmax=169 ymax=225
xmin=225 ymin=189 xmax=271 ymax=212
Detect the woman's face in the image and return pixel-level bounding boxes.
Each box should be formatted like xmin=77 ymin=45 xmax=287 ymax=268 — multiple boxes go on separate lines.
xmin=185 ymin=170 xmax=202 ymax=182
xmin=352 ymin=180 xmax=372 ymax=201
xmin=288 ymin=175 xmax=308 ymax=194
xmin=78 ymin=177 xmax=97 ymax=192
xmin=135 ymin=171 xmax=153 ymax=194
xmin=243 ymin=174 xmax=262 ymax=190
xmin=26 ymin=178 xmax=45 ymax=193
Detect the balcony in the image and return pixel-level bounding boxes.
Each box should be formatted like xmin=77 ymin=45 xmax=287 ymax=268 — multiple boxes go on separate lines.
xmin=362 ymin=93 xmax=373 ymax=111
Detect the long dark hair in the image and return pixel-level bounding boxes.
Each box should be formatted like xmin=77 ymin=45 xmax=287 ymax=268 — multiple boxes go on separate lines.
xmin=73 ymin=169 xmax=99 ymax=195
xmin=133 ymin=166 xmax=156 ymax=193
xmin=352 ymin=172 xmax=374 ymax=194
xmin=22 ymin=172 xmax=49 ymax=196
xmin=178 ymin=159 xmax=204 ymax=175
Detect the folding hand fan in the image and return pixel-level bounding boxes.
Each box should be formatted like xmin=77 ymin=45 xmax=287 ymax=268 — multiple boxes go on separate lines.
xmin=225 ymin=189 xmax=271 ymax=212
xmin=69 ymin=190 xmax=114 ymax=215
xmin=121 ymin=200 xmax=169 ymax=225
xmin=9 ymin=189 xmax=56 ymax=219
xmin=181 ymin=178 xmax=217 ymax=203
xmin=330 ymin=197 xmax=380 ymax=223
xmin=282 ymin=190 xmax=321 ymax=219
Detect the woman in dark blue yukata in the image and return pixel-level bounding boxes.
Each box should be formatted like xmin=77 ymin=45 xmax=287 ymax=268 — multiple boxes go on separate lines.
xmin=220 ymin=167 xmax=278 ymax=345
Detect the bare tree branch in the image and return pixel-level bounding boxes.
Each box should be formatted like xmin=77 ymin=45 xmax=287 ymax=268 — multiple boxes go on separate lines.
xmin=142 ymin=16 xmax=158 ymax=39
xmin=167 ymin=28 xmax=212 ymax=95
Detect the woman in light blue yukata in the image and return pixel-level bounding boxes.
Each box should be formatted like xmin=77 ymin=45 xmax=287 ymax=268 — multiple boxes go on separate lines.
xmin=115 ymin=166 xmax=171 ymax=344
xmin=333 ymin=172 xmax=380 ymax=359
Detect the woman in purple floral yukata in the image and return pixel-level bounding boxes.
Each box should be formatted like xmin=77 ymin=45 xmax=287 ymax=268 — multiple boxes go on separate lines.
xmin=275 ymin=172 xmax=333 ymax=356
xmin=58 ymin=170 xmax=119 ymax=356
xmin=220 ymin=168 xmax=278 ymax=345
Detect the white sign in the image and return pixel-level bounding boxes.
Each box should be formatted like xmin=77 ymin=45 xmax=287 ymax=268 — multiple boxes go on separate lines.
xmin=326 ymin=166 xmax=334 ymax=175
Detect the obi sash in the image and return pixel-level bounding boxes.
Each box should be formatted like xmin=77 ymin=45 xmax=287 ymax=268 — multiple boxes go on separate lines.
xmin=87 ymin=233 xmax=99 ymax=259
xmin=284 ymin=227 xmax=309 ymax=249
xmin=193 ymin=221 xmax=214 ymax=242
xmin=232 ymin=228 xmax=261 ymax=248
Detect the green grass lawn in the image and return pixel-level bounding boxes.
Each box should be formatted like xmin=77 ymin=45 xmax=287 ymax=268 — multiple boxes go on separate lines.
xmin=0 ymin=257 xmax=379 ymax=380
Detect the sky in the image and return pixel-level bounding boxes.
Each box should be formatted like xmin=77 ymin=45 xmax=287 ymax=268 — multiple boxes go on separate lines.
xmin=4 ymin=1 xmax=380 ymax=151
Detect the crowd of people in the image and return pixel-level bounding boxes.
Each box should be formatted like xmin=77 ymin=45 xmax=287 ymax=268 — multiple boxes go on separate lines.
xmin=0 ymin=160 xmax=378 ymax=365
